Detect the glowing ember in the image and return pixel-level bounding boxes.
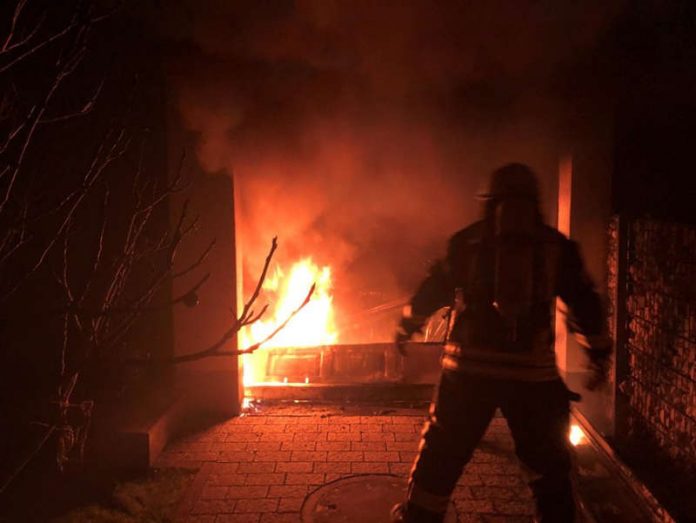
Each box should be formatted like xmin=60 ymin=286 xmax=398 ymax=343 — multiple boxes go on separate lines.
xmin=569 ymin=424 xmax=586 ymax=446
xmin=241 ymin=258 xmax=338 ymax=385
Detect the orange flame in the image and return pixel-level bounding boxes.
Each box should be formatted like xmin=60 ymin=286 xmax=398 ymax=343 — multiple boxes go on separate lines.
xmin=241 ymin=258 xmax=338 ymax=385
xmin=569 ymin=424 xmax=586 ymax=446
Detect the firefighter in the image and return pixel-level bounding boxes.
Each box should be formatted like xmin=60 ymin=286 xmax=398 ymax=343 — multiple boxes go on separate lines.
xmin=391 ymin=163 xmax=612 ymax=523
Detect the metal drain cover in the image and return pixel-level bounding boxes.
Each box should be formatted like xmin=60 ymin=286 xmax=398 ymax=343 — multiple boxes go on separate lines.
xmin=301 ymin=474 xmax=456 ymax=522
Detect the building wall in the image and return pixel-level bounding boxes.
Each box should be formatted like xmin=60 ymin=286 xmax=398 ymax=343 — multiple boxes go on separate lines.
xmin=166 ymin=105 xmax=242 ymax=419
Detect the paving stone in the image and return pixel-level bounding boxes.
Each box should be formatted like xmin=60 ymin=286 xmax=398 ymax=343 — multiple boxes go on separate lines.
xmin=313 ymin=461 xmax=351 ymax=474
xmin=294 ymin=431 xmax=327 ymax=442
xmin=363 ymin=451 xmax=400 ymax=462
xmin=326 ymin=423 xmax=352 ymax=433
xmin=454 ymin=498 xmax=496 ymax=513
xmin=213 ymin=442 xmax=247 ymax=452
xmin=214 ymin=514 xmax=261 ymax=523
xmin=393 ymin=432 xmax=419 ymax=442
xmin=480 ymin=475 xmax=524 ymax=487
xmin=201 ymin=486 xmax=229 ymax=500
xmin=315 ymin=441 xmax=350 ymax=451
xmin=361 ymin=432 xmax=395 ymax=442
xmin=288 ymin=423 xmax=320 ymax=432
xmin=458 ymin=473 xmax=484 ymax=486
xmin=245 ymin=473 xmax=286 ymax=485
xmin=285 ymin=473 xmax=325 ymax=485
xmin=226 ymin=486 xmax=270 ymax=499
xmin=351 ymin=441 xmax=387 ymax=451
xmin=481 ymin=515 xmax=533 ymax=522
xmin=278 ymin=497 xmax=304 ymax=512
xmin=327 ymin=431 xmax=361 ymax=441
xmin=399 ymin=451 xmax=418 ymax=463
xmin=386 ymin=441 xmax=418 ymax=451
xmin=259 ymin=511 xmax=302 ymax=522
xmin=290 ymin=450 xmax=327 ymax=462
xmin=350 ymin=423 xmax=382 ymax=432
xmin=280 ymin=441 xmax=316 ymax=451
xmin=351 ymin=462 xmax=390 ymax=474
xmin=259 ymin=433 xmax=292 ymax=442
xmin=227 ymin=433 xmax=262 ymax=442
xmin=456 ymin=514 xmax=484 ymax=522
xmin=183 ymin=516 xmax=216 ymax=523
xmin=234 ymin=498 xmax=279 ymax=513
xmin=191 ymin=499 xmax=237 ymax=515
xmin=452 ymin=486 xmax=474 ymax=500
xmin=268 ymin=485 xmax=310 ymax=497
xmin=390 ymin=423 xmax=419 ymax=433
xmin=360 ymin=416 xmax=394 ymax=424
xmin=254 ymin=451 xmax=292 ymax=462
xmin=210 ymin=474 xmax=248 ymax=487
xmin=324 ymin=473 xmax=351 ymax=483
xmin=389 ymin=462 xmax=411 ymax=475
xmin=227 ymin=424 xmax=259 ymax=433
xmin=254 ymin=424 xmax=285 ymax=433
xmin=276 ymin=461 xmax=313 ymax=473
xmin=471 ymin=486 xmax=520 ymax=501
xmin=237 ymin=462 xmax=276 ymax=473
xmin=218 ymin=451 xmax=255 ymax=462
xmin=491 ymin=499 xmax=535 ymax=516
xmin=326 ymin=450 xmax=362 ymax=462
xmin=265 ymin=417 xmax=298 ymax=424
xmin=246 ymin=442 xmax=282 ymax=452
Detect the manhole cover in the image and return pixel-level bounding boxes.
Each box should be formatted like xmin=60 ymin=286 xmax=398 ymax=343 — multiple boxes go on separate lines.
xmin=301 ymin=474 xmax=457 ymax=522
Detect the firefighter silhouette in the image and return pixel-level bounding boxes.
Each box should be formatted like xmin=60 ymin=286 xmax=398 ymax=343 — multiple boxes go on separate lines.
xmin=392 ymin=163 xmax=612 ymax=523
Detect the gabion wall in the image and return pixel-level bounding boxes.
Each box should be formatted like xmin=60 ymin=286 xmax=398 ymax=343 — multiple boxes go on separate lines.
xmin=611 ymin=216 xmax=696 ymax=470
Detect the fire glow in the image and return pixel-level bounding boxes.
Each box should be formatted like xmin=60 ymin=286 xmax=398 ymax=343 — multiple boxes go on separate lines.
xmin=241 ymin=258 xmax=338 ymax=386
xmin=569 ymin=424 xmax=586 ymax=446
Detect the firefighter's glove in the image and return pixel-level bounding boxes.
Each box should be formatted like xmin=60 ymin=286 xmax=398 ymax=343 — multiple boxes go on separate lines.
xmin=583 ymin=347 xmax=612 ymax=391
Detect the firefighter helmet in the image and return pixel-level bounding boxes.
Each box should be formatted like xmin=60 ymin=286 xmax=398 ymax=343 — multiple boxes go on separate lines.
xmin=477 ymin=163 xmax=539 ymax=201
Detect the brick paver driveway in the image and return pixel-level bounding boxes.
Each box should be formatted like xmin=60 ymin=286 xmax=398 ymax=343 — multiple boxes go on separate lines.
xmin=156 ymin=405 xmax=535 ymax=523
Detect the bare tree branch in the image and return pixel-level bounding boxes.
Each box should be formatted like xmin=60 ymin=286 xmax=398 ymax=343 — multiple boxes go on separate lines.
xmin=172 ymin=239 xmax=215 ymax=278
xmin=239 ymin=236 xmax=277 ymax=325
xmin=0 ymin=426 xmax=56 ymax=496
xmin=39 ymin=79 xmax=103 ymax=123
xmin=171 ymin=283 xmax=315 ymax=363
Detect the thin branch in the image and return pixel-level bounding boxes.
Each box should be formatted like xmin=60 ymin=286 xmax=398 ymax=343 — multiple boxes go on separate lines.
xmin=0 ymin=106 xmax=35 ymax=156
xmin=87 ymin=272 xmax=212 ymax=317
xmin=0 ymin=426 xmax=56 ymax=496
xmin=39 ymin=79 xmax=103 ymax=123
xmin=238 ymin=284 xmax=315 ymax=354
xmin=1 ymin=0 xmax=30 ymax=53
xmin=0 ymin=19 xmax=77 ymax=74
xmin=0 ymin=126 xmax=129 ymax=302
xmin=171 ymin=284 xmax=315 ymax=363
xmin=76 ymin=188 xmax=109 ymax=304
xmin=243 ymin=304 xmax=269 ymax=327
xmin=239 ymin=237 xmax=277 ymax=325
xmin=172 ymin=239 xmax=215 ymax=278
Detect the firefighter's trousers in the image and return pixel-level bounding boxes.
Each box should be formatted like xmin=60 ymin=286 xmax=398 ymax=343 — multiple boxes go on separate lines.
xmin=404 ymin=370 xmax=575 ymax=523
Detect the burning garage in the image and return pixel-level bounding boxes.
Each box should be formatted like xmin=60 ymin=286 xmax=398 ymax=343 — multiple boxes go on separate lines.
xmin=0 ymin=1 xmax=694 ymax=522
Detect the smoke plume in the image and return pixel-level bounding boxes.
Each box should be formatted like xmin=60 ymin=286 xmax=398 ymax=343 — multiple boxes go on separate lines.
xmin=159 ymin=0 xmax=622 ymax=341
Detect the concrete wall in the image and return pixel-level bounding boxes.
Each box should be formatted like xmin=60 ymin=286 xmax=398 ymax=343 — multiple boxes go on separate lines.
xmin=167 ymin=105 xmax=241 ymax=421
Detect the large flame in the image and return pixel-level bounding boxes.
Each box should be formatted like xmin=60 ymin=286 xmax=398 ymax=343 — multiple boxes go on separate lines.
xmin=241 ymin=258 xmax=338 ymax=385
